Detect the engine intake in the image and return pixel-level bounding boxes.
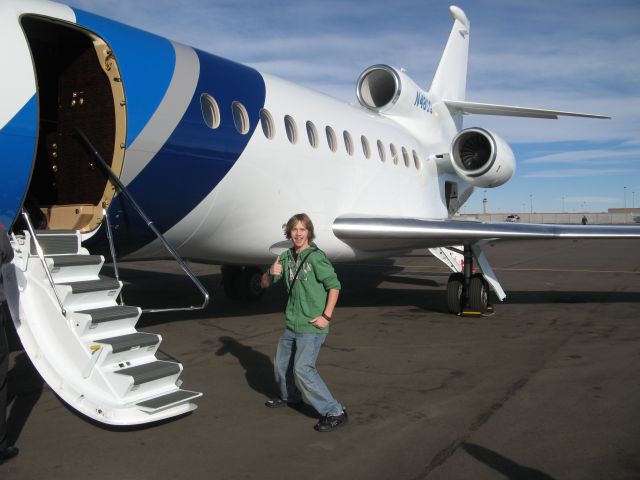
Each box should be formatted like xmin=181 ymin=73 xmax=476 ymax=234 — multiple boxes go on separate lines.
xmin=356 ymin=64 xmax=430 ymax=119
xmin=449 ymin=128 xmax=515 ymax=188
xmin=357 ymin=65 xmax=401 ymax=111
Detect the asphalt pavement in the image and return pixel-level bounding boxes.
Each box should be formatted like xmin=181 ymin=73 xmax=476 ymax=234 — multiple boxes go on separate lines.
xmin=2 ymin=239 xmax=639 ymax=479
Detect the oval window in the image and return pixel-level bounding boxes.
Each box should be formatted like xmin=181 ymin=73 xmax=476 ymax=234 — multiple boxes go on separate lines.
xmin=361 ymin=135 xmax=371 ymax=159
xmin=260 ymin=108 xmax=275 ymax=139
xmin=413 ymin=150 xmax=422 ymax=170
xmin=285 ymin=115 xmax=298 ymax=144
xmin=377 ymin=140 xmax=386 ymax=162
xmin=326 ymin=126 xmax=338 ymax=152
xmin=200 ymin=93 xmax=220 ymax=129
xmin=344 ymin=130 xmax=354 ymax=156
xmin=306 ymin=121 xmax=318 ymax=148
xmin=402 ymin=147 xmax=410 ymax=168
xmin=390 ymin=143 xmax=398 ymax=165
xmin=232 ymin=101 xmax=250 ymax=134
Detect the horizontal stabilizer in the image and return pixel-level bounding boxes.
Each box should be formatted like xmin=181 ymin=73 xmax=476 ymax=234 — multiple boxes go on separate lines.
xmin=443 ymin=100 xmax=610 ymax=119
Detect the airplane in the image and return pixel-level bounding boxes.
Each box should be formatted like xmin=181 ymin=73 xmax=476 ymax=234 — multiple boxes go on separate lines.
xmin=1 ymin=0 xmax=639 ymax=426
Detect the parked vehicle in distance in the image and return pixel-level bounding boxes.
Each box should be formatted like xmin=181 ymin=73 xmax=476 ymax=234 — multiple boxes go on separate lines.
xmin=506 ymin=214 xmax=520 ymax=222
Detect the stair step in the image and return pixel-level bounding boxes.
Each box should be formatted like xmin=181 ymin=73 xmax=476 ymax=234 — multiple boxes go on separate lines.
xmin=115 ymin=361 xmax=181 ymax=385
xmin=49 ymin=255 xmax=103 ymax=268
xmin=77 ymin=305 xmax=140 ymax=324
xmin=34 ymin=229 xmax=78 ymax=234
xmin=136 ymin=389 xmax=202 ymax=413
xmin=95 ymin=332 xmax=160 ymax=353
xmin=30 ymin=230 xmax=79 ymax=255
xmin=13 ymin=227 xmax=202 ymax=425
xmin=59 ymin=276 xmax=120 ymax=294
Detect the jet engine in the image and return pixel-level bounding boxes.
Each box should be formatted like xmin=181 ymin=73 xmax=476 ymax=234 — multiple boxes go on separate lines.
xmin=449 ymin=128 xmax=515 ymax=188
xmin=356 ymin=64 xmax=429 ymax=118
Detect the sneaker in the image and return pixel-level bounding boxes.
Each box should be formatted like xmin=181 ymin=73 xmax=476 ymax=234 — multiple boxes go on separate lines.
xmin=314 ymin=409 xmax=348 ymax=432
xmin=0 ymin=446 xmax=19 ymax=465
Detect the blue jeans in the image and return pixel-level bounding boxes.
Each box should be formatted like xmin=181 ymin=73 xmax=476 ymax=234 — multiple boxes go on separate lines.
xmin=274 ymin=328 xmax=343 ymax=416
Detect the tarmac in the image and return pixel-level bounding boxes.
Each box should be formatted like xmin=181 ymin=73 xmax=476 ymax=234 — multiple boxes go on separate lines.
xmin=2 ymin=239 xmax=639 ymax=479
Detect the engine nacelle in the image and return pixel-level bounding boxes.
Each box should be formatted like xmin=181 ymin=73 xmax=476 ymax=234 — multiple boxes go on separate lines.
xmin=356 ymin=64 xmax=431 ymax=118
xmin=449 ymin=128 xmax=515 ymax=188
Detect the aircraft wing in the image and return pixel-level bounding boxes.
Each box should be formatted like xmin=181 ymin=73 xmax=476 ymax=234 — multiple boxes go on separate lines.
xmin=443 ymin=100 xmax=610 ymax=119
xmin=333 ymin=215 xmax=640 ymax=251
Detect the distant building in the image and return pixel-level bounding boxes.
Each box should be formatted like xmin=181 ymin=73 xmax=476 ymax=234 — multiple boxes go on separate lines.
xmin=608 ymin=208 xmax=640 ymax=214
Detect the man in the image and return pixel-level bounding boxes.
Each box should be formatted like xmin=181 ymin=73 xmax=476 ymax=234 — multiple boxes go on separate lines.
xmin=0 ymin=225 xmax=19 ymax=464
xmin=261 ymin=213 xmax=347 ymax=432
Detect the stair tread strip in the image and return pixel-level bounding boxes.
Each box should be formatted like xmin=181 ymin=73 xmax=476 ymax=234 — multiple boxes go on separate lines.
xmin=49 ymin=255 xmax=103 ymax=267
xmin=30 ymin=233 xmax=79 ymax=255
xmin=59 ymin=276 xmax=120 ymax=293
xmin=115 ymin=361 xmax=181 ymax=385
xmin=34 ymin=229 xmax=78 ymax=235
xmin=76 ymin=305 xmax=140 ymax=323
xmin=136 ymin=389 xmax=202 ymax=411
xmin=95 ymin=332 xmax=159 ymax=353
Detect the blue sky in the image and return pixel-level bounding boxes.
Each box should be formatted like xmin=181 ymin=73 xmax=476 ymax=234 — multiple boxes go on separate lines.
xmin=66 ymin=0 xmax=640 ymax=213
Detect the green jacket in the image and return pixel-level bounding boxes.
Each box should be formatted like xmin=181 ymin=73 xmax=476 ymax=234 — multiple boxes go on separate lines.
xmin=271 ymin=246 xmax=341 ymax=334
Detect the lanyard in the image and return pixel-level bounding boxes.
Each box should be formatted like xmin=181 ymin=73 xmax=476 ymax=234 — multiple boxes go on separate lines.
xmin=288 ymin=248 xmax=317 ymax=297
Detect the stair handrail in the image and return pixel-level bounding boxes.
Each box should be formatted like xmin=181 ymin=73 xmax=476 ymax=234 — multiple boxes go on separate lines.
xmin=21 ymin=208 xmax=67 ymax=317
xmin=102 ymin=204 xmax=124 ymax=306
xmin=73 ymin=128 xmax=210 ymax=313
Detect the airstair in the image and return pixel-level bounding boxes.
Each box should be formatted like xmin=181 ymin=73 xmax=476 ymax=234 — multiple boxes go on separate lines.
xmin=2 ymin=129 xmax=210 ymax=425
xmin=4 ymin=226 xmax=203 ymax=425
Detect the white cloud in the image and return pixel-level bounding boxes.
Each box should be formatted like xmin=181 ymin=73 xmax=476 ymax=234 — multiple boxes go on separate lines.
xmin=524 ymin=168 xmax=639 ymax=178
xmin=523 ymin=149 xmax=640 ymax=165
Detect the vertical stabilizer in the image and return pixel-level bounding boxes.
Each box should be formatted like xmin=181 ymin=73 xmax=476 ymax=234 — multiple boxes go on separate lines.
xmin=430 ymin=6 xmax=470 ymax=102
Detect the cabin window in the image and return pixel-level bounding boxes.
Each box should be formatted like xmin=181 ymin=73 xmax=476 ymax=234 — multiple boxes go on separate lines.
xmin=306 ymin=121 xmax=318 ymax=148
xmin=377 ymin=140 xmax=386 ymax=162
xmin=413 ymin=150 xmax=421 ymax=170
xmin=200 ymin=93 xmax=220 ymax=129
xmin=259 ymin=108 xmax=275 ymax=139
xmin=326 ymin=126 xmax=338 ymax=152
xmin=402 ymin=147 xmax=410 ymax=168
xmin=343 ymin=130 xmax=354 ymax=156
xmin=390 ymin=143 xmax=398 ymax=165
xmin=361 ymin=136 xmax=371 ymax=159
xmin=232 ymin=101 xmax=249 ymax=134
xmin=285 ymin=115 xmax=298 ymax=144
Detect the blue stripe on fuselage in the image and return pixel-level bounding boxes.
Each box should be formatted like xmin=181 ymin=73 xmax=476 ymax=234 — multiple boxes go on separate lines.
xmin=111 ymin=48 xmax=266 ymax=251
xmin=0 ymin=95 xmax=38 ymax=228
xmin=72 ymin=9 xmax=175 ymax=148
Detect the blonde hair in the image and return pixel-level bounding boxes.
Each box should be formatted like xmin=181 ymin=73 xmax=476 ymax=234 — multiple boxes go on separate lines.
xmin=284 ymin=213 xmax=315 ymax=243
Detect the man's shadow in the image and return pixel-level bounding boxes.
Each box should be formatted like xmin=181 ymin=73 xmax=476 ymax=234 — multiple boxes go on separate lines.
xmin=214 ymin=336 xmax=317 ymax=418
xmin=6 ymin=352 xmax=44 ymax=446
xmin=462 ymin=443 xmax=556 ymax=480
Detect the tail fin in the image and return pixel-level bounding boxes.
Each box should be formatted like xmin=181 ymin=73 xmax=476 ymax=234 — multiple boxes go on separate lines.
xmin=429 ymin=6 xmax=470 ymax=102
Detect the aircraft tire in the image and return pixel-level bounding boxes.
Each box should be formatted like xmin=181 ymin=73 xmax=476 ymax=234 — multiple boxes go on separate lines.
xmin=242 ymin=266 xmax=265 ymax=301
xmin=468 ymin=274 xmax=489 ymax=313
xmin=446 ymin=273 xmax=464 ymax=314
xmin=222 ymin=266 xmax=243 ymax=300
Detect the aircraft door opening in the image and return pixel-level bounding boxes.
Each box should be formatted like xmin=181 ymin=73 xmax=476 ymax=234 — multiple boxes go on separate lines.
xmin=19 ymin=16 xmax=126 ymax=232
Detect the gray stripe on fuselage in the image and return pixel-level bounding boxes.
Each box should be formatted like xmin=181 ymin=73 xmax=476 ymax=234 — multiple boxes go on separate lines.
xmin=120 ymin=42 xmax=200 ymax=184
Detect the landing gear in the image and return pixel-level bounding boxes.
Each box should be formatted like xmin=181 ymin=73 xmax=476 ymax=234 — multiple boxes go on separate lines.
xmin=468 ymin=274 xmax=489 ymax=313
xmin=445 ymin=244 xmax=492 ymax=316
xmin=221 ymin=266 xmax=265 ymax=301
xmin=446 ymin=272 xmax=464 ymax=314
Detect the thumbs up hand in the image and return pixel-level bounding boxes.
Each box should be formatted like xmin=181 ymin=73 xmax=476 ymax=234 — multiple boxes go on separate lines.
xmin=269 ymin=255 xmax=282 ymax=276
